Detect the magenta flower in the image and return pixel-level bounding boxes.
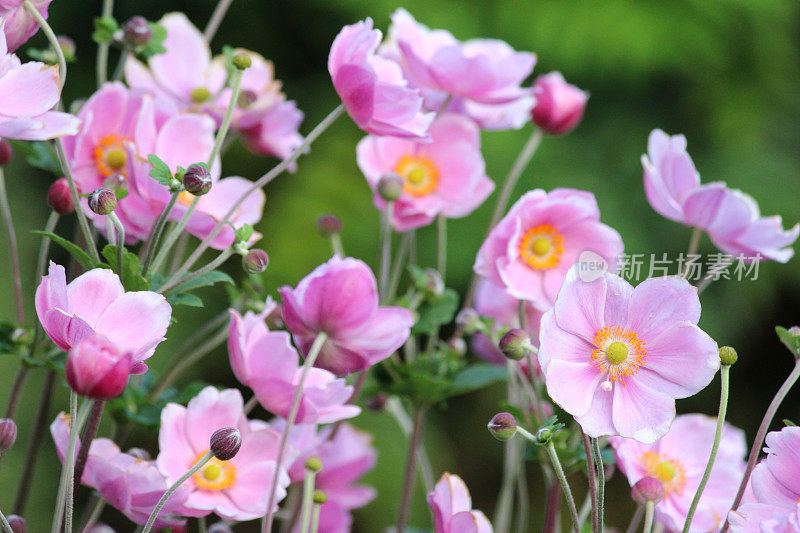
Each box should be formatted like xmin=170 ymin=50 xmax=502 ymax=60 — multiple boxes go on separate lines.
xmin=538 ymin=267 xmax=719 ymax=442
xmin=280 ymin=256 xmax=414 ymax=376
xmin=0 ymin=0 xmax=52 ymax=52
xmin=35 ymin=262 xmax=171 ymax=373
xmin=66 ymin=334 xmax=132 ymax=399
xmin=427 ymin=473 xmax=493 ymax=533
xmin=474 ymin=188 xmax=624 ymax=310
xmin=610 ymin=414 xmax=746 ymax=531
xmin=328 ymin=18 xmax=434 ymax=139
xmin=156 ymin=386 xmax=290 ymax=521
xmin=356 ymin=113 xmax=494 ymax=231
xmin=0 ymin=22 xmax=79 ymax=140
xmin=531 ymin=72 xmax=588 ymax=135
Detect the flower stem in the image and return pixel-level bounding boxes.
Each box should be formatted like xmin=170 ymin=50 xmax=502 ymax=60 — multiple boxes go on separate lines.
xmin=643 ymin=501 xmax=655 ymax=533
xmin=73 ymin=400 xmax=105 ymax=489
xmin=298 ymin=469 xmax=317 ymax=533
xmin=543 ymin=441 xmax=580 ymax=533
xmin=310 ymin=502 xmax=321 ymax=533
xmin=142 ymin=451 xmax=214 ymax=533
xmin=680 ymin=227 xmax=702 ymax=278
xmin=0 ymin=508 xmax=13 ymax=532
xmin=386 ymin=232 xmax=413 ymax=303
xmin=385 ymin=397 xmax=435 ymax=492
xmin=379 ymin=202 xmax=393 ymax=300
xmin=436 ymin=215 xmax=447 ymax=283
xmin=95 ymin=0 xmax=114 ymax=87
xmin=4 ymin=367 xmax=28 ymax=419
xmin=204 ymin=0 xmax=234 ymax=42
xmin=23 ymin=0 xmax=66 ymax=90
xmin=140 ymin=191 xmax=179 ymax=276
xmin=582 ymin=433 xmax=599 ymax=533
xmin=157 ymin=247 xmax=233 ymax=295
xmin=111 ymin=48 xmax=129 ymax=82
xmin=0 ymin=167 xmax=25 ymax=324
xmin=721 ymin=357 xmax=800 ymax=532
xmin=682 ymin=364 xmax=730 ymax=533
xmin=625 ymin=505 xmax=644 ymax=533
xmin=262 ymin=332 xmax=328 ymax=533
xmin=52 ymin=394 xmax=89 ymax=533
xmin=108 ymin=213 xmax=125 ymax=277
xmin=395 ymin=406 xmax=426 ymax=533
xmin=55 ymin=139 xmax=101 ymax=263
xmin=591 ymin=438 xmax=605 ymax=533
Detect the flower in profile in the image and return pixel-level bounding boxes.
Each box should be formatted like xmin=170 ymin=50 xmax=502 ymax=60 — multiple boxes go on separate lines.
xmin=356 ymin=113 xmax=494 ymax=231
xmin=427 ymin=473 xmax=493 ymax=533
xmin=280 ymin=256 xmax=414 ymax=376
xmin=35 ymin=262 xmax=171 ymax=373
xmin=538 ymin=267 xmax=719 ymax=442
xmin=474 ymin=188 xmax=624 ymax=310
xmin=531 ymin=72 xmax=588 ymax=135
xmin=227 ymin=298 xmax=279 ymax=385
xmin=328 ymin=18 xmax=434 ymax=139
xmin=156 ymin=386 xmax=290 ymax=520
xmin=66 ymin=334 xmax=132 ymax=399
xmin=0 ymin=21 xmax=79 ymax=140
xmin=610 ymin=414 xmax=746 ymax=531
xmin=0 ymin=0 xmax=53 ymax=52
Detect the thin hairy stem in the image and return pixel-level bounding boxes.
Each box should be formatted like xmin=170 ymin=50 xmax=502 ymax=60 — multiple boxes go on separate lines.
xmin=204 ymin=0 xmax=234 ymax=42
xmin=95 ymin=0 xmax=114 ymax=86
xmin=379 ymin=203 xmax=393 ymax=299
xmin=591 ymin=438 xmax=605 ymax=533
xmin=0 ymin=168 xmax=24 ymax=323
xmin=108 ymin=213 xmax=125 ymax=276
xmin=4 ymin=367 xmax=28 ymax=419
xmin=436 ymin=215 xmax=447 ymax=282
xmin=0 ymin=509 xmax=13 ymax=533
xmin=141 ymin=192 xmax=179 ymax=276
xmin=23 ymin=1 xmax=66 ymax=90
xmin=157 ymin=247 xmax=233 ymax=295
xmin=73 ymin=400 xmax=105 ymax=489
xmin=396 ymin=407 xmax=426 ymax=533
xmin=55 ymin=140 xmax=100 ymax=262
xmin=385 ymin=397 xmax=435 ymax=492
xmin=542 ymin=441 xmax=580 ymax=533
xmin=53 ymin=394 xmax=89 ymax=533
xmin=582 ymin=433 xmax=599 ymax=533
xmin=386 ymin=232 xmax=412 ymax=304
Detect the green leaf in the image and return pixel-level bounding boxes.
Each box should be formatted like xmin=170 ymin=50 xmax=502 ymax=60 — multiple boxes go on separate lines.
xmin=166 ymin=292 xmax=203 ymax=308
xmin=412 ymin=288 xmax=459 ymax=335
xmin=448 ymin=363 xmax=509 ymax=396
xmin=92 ymin=16 xmax=119 ymax=44
xmin=776 ymin=326 xmax=800 ymax=358
xmin=101 ymin=245 xmax=149 ymax=291
xmin=783 ymin=419 xmax=797 ymax=427
xmin=170 ymin=270 xmax=234 ymax=296
xmin=139 ymin=22 xmax=167 ymax=59
xmin=33 ymin=231 xmax=98 ymax=270
xmin=7 ymin=140 xmax=61 ymax=174
xmin=148 ymin=154 xmax=173 ymax=186
xmin=235 ymin=224 xmax=253 ymax=244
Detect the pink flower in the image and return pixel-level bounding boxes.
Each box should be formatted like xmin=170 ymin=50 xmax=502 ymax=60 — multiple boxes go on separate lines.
xmin=0 ymin=21 xmax=79 ymax=140
xmin=356 ymin=113 xmax=494 ymax=231
xmin=531 ymin=72 xmax=588 ymax=135
xmin=227 ymin=299 xmax=278 ymax=385
xmin=474 ymin=188 xmax=624 ymax=310
xmin=280 ymin=256 xmax=414 ymax=376
xmin=642 ymin=129 xmax=798 ymax=262
xmin=610 ymin=414 xmax=746 ymax=532
xmin=35 ymin=262 xmax=171 ymax=373
xmin=538 ymin=267 xmax=719 ymax=442
xmin=731 ymin=503 xmax=800 ymax=533
xmin=384 ymin=9 xmax=535 ymax=131
xmin=328 ymin=18 xmax=434 ymax=139
xmin=0 ymin=0 xmax=52 ymax=51
xmin=156 ymin=386 xmax=290 ymax=521
xmin=66 ymin=334 xmax=132 ymax=399
xmin=50 ymin=413 xmax=188 ymax=528
xmin=427 ymin=473 xmax=493 ymax=533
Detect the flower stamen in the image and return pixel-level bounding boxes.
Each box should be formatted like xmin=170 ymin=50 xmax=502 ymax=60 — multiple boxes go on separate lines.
xmin=93 ymin=135 xmax=129 ymax=177
xmin=640 ymin=451 xmax=687 ymax=497
xmin=394 ymin=154 xmax=439 ymax=196
xmin=192 ymin=450 xmax=236 ymax=491
xmin=590 ymin=326 xmax=646 ymax=385
xmin=519 ymin=224 xmax=563 ymax=270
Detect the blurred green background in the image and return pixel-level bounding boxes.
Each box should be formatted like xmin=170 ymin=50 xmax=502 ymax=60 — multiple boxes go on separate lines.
xmin=1 ymin=0 xmax=799 ymax=531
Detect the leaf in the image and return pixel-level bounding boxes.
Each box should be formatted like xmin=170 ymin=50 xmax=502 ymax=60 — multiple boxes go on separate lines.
xmin=448 ymin=363 xmax=509 ymax=395
xmin=139 ymin=22 xmax=167 ymax=59
xmin=148 ymin=154 xmax=173 ymax=186
xmin=7 ymin=140 xmax=61 ymax=174
xmin=92 ymin=16 xmax=119 ymax=44
xmin=412 ymin=288 xmax=459 ymax=335
xmin=776 ymin=326 xmax=800 ymax=358
xmin=170 ymin=270 xmax=234 ymax=296
xmin=33 ymin=231 xmax=98 ymax=270
xmin=102 ymin=245 xmax=149 ymax=291
xmin=235 ymin=224 xmax=253 ymax=244
xmin=166 ymin=292 xmax=203 ymax=308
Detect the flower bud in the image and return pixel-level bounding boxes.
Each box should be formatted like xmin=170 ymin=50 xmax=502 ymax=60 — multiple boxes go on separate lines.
xmin=58 ymin=36 xmax=76 ymax=62
xmin=365 ymin=393 xmax=387 ymax=412
xmin=377 ymin=172 xmax=404 ymax=201
xmin=232 ymin=53 xmax=252 ymax=70
xmin=103 ymin=174 xmax=129 ymax=200
xmin=182 ymin=164 xmax=212 ymax=196
xmin=718 ymin=346 xmax=738 ymax=366
xmin=85 ymin=525 xmax=115 ymax=533
xmin=66 ymin=335 xmax=132 ymax=399
xmin=123 ymin=16 xmax=152 ymax=47
xmin=488 ymin=412 xmax=517 ymax=441
xmin=312 ymin=490 xmax=327 ymax=504
xmin=0 ymin=418 xmax=18 ymax=454
xmin=126 ymin=447 xmax=151 ymax=460
xmin=631 ymin=476 xmax=664 ymax=505
xmin=6 ymin=515 xmax=26 ymax=533
xmin=304 ymin=456 xmax=323 ymax=472
xmin=237 ymin=89 xmax=258 ymax=109
xmin=0 ymin=139 xmax=12 ymax=166
xmin=210 ymin=427 xmax=241 ymax=460
xmin=455 ymin=308 xmax=482 ymax=335
xmin=316 ymin=214 xmax=342 ymax=238
xmin=242 ymin=249 xmax=269 ymax=274
xmin=531 ymin=72 xmax=589 ymax=135
xmin=88 ymin=188 xmax=117 ymax=215
xmin=415 ymin=268 xmax=444 ymax=297
xmin=47 ymin=178 xmax=76 ymax=214
xmin=207 ymin=524 xmax=233 ymax=533
xmin=499 ymin=329 xmax=533 ymax=361
xmin=534 ymin=427 xmax=552 ymax=445
xmin=446 ymin=336 xmax=467 ymax=358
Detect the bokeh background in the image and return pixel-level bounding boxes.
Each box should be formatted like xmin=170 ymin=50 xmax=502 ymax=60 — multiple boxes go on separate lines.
xmin=1 ymin=0 xmax=799 ymax=531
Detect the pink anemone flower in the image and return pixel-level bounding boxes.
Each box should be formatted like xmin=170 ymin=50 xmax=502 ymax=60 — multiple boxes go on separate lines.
xmin=0 ymin=1 xmax=52 ymax=52
xmin=538 ymin=267 xmax=719 ymax=442
xmin=427 ymin=473 xmax=493 ymax=533
xmin=356 ymin=113 xmax=494 ymax=231
xmin=35 ymin=262 xmax=171 ymax=373
xmin=531 ymin=72 xmax=588 ymax=135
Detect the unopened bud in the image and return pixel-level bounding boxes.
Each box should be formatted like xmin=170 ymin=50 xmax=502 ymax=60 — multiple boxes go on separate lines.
xmin=316 ymin=214 xmax=342 ymax=238
xmin=48 ymin=178 xmax=76 ymax=214
xmin=123 ymin=16 xmax=152 ymax=47
xmin=718 ymin=346 xmax=738 ymax=366
xmin=207 ymin=524 xmax=233 ymax=533
xmin=126 ymin=447 xmax=151 ymax=460
xmin=6 ymin=515 xmax=26 ymax=533
xmin=242 ymin=249 xmax=269 ymax=274
xmin=232 ymin=53 xmax=252 ymax=70
xmin=415 ymin=268 xmax=444 ymax=297
xmin=0 ymin=139 xmax=12 ymax=165
xmin=312 ymin=489 xmax=327 ymax=504
xmin=0 ymin=418 xmax=18 ymax=454
xmin=304 ymin=456 xmax=323 ymax=472
xmin=446 ymin=336 xmax=467 ymax=357
xmin=534 ymin=427 xmax=552 ymax=445
xmin=210 ymin=427 xmax=241 ymax=460
xmin=88 ymin=188 xmax=116 ymax=215
xmin=531 ymin=72 xmax=589 ymax=135
xmin=365 ymin=393 xmax=387 ymax=412
xmin=103 ymin=174 xmax=128 ymax=199
xmin=377 ymin=173 xmax=404 ymax=201
xmin=499 ymin=329 xmax=533 ymax=361
xmin=456 ymin=308 xmax=481 ymax=335
xmin=57 ymin=36 xmax=76 ymax=61
xmin=488 ymin=412 xmax=517 ymax=441
xmin=631 ymin=476 xmax=664 ymax=504
xmin=182 ymin=164 xmax=212 ymax=196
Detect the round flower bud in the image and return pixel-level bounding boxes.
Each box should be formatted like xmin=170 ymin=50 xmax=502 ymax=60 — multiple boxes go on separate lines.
xmin=66 ymin=335 xmax=132 ymax=400
xmin=719 ymin=346 xmax=738 ymax=366
xmin=312 ymin=490 xmax=327 ymax=504
xmin=499 ymin=329 xmax=533 ymax=361
xmin=316 ymin=214 xmax=342 ymax=238
xmin=242 ymin=249 xmax=269 ymax=274
xmin=47 ymin=177 xmax=76 ymax=215
xmin=488 ymin=412 xmax=517 ymax=441
xmin=207 ymin=524 xmax=233 ymax=533
xmin=232 ymin=53 xmax=252 ymax=70
xmin=531 ymin=72 xmax=589 ymax=135
xmin=210 ymin=427 xmax=241 ymax=460
xmin=0 ymin=139 xmax=12 ymax=166
xmin=182 ymin=164 xmax=212 ymax=196
xmin=103 ymin=174 xmax=129 ymax=200
xmin=57 ymin=36 xmax=76 ymax=61
xmin=123 ymin=16 xmax=152 ymax=47
xmin=88 ymin=188 xmax=117 ymax=215
xmin=126 ymin=447 xmax=151 ymax=461
xmin=0 ymin=418 xmax=18 ymax=454
xmin=631 ymin=476 xmax=664 ymax=505
xmin=237 ymin=89 xmax=258 ymax=109
xmin=365 ymin=393 xmax=387 ymax=412
xmin=455 ymin=308 xmax=482 ymax=335
xmin=304 ymin=456 xmax=323 ymax=472
xmin=446 ymin=336 xmax=467 ymax=358
xmin=377 ymin=172 xmax=404 ymax=201
xmin=6 ymin=515 xmax=26 ymax=533
xmin=534 ymin=427 xmax=552 ymax=445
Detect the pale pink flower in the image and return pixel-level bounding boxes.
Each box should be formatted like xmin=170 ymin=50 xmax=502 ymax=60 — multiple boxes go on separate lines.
xmin=474 ymin=188 xmax=624 ymax=310
xmin=0 ymin=1 xmax=52 ymax=51
xmin=356 ymin=113 xmax=494 ymax=231
xmin=730 ymin=503 xmax=800 ymax=533
xmin=35 ymin=262 xmax=171 ymax=373
xmin=428 ymin=473 xmax=493 ymax=533
xmin=328 ymin=18 xmax=434 ymax=139
xmin=0 ymin=21 xmax=79 ymax=140
xmin=227 ymin=298 xmax=279 ymax=385
xmin=610 ymin=414 xmax=746 ymax=531
xmin=538 ymin=267 xmax=719 ymax=442
xmin=156 ymin=386 xmax=290 ymax=521
xmin=280 ymin=256 xmax=414 ymax=376
xmin=66 ymin=334 xmax=132 ymax=399
xmin=531 ymin=72 xmax=588 ymax=135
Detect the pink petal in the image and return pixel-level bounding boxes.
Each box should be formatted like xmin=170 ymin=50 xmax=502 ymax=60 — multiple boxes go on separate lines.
xmin=612 ymin=380 xmax=675 ymax=442
xmin=544 ymin=359 xmax=602 ymax=417
xmin=0 ymin=61 xmax=59 ymax=116
xmin=626 ymin=276 xmax=701 ymax=342
xmin=94 ymin=291 xmax=171 ymax=361
xmin=66 ymin=268 xmax=125 ymax=328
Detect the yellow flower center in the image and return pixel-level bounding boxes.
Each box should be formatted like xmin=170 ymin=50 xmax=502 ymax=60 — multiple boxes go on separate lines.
xmin=93 ymin=135 xmax=129 ymax=177
xmin=394 ymin=154 xmax=439 ymax=196
xmin=640 ymin=451 xmax=687 ymax=497
xmin=191 ymin=87 xmax=211 ymax=103
xmin=519 ymin=224 xmax=564 ymax=270
xmin=193 ymin=451 xmax=236 ymax=491
xmin=177 ymin=190 xmax=195 ymax=206
xmin=590 ymin=326 xmax=646 ymax=385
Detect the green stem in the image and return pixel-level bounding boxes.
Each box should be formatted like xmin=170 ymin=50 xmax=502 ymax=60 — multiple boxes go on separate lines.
xmin=682 ymin=365 xmax=730 ymax=533
xmin=108 ymin=213 xmax=125 ymax=277
xmin=157 ymin=247 xmax=233 ymax=295
xmin=625 ymin=505 xmax=643 ymax=533
xmin=582 ymin=433 xmax=599 ymax=533
xmin=379 ymin=202 xmax=393 ymax=300
xmin=81 ymin=497 xmax=106 ymax=531
xmin=140 ymin=191 xmax=179 ymax=276
xmin=95 ymin=0 xmax=114 ymax=87
xmin=0 ymin=167 xmax=25 ymax=324
xmin=544 ymin=441 xmax=580 ymax=533
xmin=23 ymin=0 xmax=66 ymax=90
xmin=591 ymin=438 xmax=605 ymax=533
xmin=386 ymin=232 xmax=412 ymax=303
xmin=55 ymin=140 xmax=100 ymax=263
xmin=330 ymin=234 xmax=344 ymax=257
xmin=111 ymin=49 xmax=129 ymax=82
xmin=643 ymin=501 xmax=655 ymax=533
xmin=298 ymin=469 xmax=317 ymax=533
xmin=0 ymin=509 xmax=12 ymax=533
xmin=53 ymin=394 xmax=89 ymax=533
xmin=203 ymin=0 xmax=234 ymax=42
xmin=310 ymin=502 xmax=321 ymax=533
xmin=395 ymin=406 xmax=426 ymax=533
xmin=198 ymin=517 xmax=207 ymax=533
xmin=385 ymin=397 xmax=435 ymax=492
xmin=681 ymin=227 xmax=702 ymax=278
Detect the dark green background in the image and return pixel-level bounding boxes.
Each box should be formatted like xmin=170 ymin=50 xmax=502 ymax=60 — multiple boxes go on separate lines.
xmin=1 ymin=1 xmax=799 ymax=531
